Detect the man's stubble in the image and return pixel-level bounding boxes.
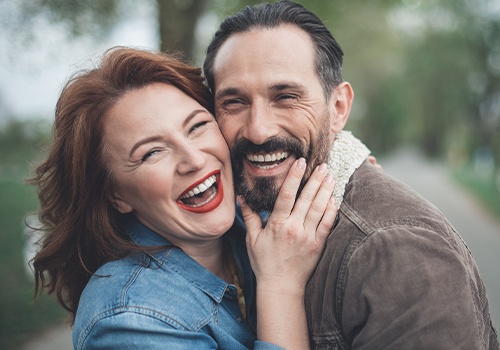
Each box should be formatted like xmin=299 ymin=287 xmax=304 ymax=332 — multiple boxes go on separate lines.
xmin=233 ymin=112 xmax=333 ymax=213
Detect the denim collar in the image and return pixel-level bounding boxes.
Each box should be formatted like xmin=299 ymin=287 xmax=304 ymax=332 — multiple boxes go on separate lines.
xmin=125 ymin=217 xmax=229 ymax=304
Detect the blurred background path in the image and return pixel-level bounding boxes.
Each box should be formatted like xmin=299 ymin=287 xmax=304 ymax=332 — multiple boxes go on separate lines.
xmin=21 ymin=148 xmax=500 ymax=349
xmin=382 ymin=147 xmax=500 ymax=329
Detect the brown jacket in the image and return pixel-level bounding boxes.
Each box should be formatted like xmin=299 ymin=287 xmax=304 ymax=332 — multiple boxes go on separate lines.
xmin=306 ymin=160 xmax=499 ymax=349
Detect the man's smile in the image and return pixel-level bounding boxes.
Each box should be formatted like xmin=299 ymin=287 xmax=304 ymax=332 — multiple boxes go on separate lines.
xmin=246 ymin=151 xmax=289 ymax=170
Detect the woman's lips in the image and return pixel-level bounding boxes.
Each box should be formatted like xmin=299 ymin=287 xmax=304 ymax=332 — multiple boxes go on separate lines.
xmin=177 ymin=170 xmax=224 ymax=213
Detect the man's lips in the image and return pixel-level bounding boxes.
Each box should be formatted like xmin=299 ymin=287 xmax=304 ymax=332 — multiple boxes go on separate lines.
xmin=243 ymin=151 xmax=295 ymax=175
xmin=177 ymin=170 xmax=224 ymax=213
xmin=246 ymin=151 xmax=289 ymax=169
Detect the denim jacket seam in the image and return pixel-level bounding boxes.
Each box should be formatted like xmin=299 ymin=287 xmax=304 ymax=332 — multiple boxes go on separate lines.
xmin=119 ymin=260 xmax=147 ymax=306
xmin=164 ymin=256 xmax=227 ymax=304
xmin=146 ymin=245 xmax=175 ymax=267
xmin=79 ymin=305 xmax=213 ymax=343
xmin=111 ymin=255 xmax=217 ymax=331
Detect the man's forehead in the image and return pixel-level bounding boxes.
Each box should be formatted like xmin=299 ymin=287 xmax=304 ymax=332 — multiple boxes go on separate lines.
xmin=213 ymin=25 xmax=314 ymax=69
xmin=212 ymin=25 xmax=316 ymax=93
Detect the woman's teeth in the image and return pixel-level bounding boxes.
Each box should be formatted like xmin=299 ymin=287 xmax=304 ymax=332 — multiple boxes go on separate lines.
xmin=181 ymin=175 xmax=217 ymax=199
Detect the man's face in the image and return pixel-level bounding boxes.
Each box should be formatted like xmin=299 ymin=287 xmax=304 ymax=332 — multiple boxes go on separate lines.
xmin=212 ymin=25 xmax=340 ymax=212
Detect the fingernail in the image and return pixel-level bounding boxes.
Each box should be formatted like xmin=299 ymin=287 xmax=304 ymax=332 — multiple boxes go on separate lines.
xmin=330 ymin=195 xmax=336 ymax=204
xmin=236 ymin=195 xmax=246 ymax=208
xmin=296 ymin=158 xmax=306 ymax=169
xmin=318 ymin=163 xmax=327 ymax=173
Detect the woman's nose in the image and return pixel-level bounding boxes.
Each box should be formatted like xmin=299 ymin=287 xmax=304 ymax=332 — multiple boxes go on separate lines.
xmin=176 ymin=143 xmax=207 ymax=175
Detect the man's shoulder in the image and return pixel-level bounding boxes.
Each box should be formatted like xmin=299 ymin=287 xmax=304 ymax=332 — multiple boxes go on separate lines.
xmin=342 ymin=160 xmax=445 ymax=226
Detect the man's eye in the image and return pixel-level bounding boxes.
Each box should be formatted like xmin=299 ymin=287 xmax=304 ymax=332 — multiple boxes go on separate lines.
xmin=277 ymin=94 xmax=297 ymax=101
xmin=223 ymin=99 xmax=243 ymax=107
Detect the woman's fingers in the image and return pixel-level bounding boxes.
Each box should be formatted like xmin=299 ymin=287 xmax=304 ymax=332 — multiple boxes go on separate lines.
xmin=267 ymin=158 xmax=307 ymax=222
xmin=315 ymin=194 xmax=337 ymax=243
xmin=302 ymin=172 xmax=335 ymax=236
xmin=267 ymin=159 xmax=336 ymax=235
xmin=247 ymin=159 xmax=338 ymax=291
xmin=238 ymin=196 xmax=262 ymax=240
xmin=291 ymin=163 xmax=330 ymax=225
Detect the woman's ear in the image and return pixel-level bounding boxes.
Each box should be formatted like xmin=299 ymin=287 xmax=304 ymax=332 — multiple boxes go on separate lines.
xmin=110 ymin=194 xmax=133 ymax=214
xmin=328 ymin=82 xmax=354 ymax=134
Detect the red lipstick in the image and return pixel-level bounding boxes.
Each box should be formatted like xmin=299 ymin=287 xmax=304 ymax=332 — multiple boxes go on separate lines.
xmin=177 ymin=170 xmax=224 ymax=213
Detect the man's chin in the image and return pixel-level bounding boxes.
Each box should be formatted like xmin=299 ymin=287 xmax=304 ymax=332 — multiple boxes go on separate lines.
xmin=237 ymin=175 xmax=279 ymax=213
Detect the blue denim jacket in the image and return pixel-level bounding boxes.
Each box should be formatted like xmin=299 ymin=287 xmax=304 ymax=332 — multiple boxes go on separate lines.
xmin=73 ymin=217 xmax=282 ymax=350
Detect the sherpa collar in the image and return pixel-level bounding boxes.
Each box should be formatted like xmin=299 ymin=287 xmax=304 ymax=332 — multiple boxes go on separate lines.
xmin=326 ymin=131 xmax=371 ymax=207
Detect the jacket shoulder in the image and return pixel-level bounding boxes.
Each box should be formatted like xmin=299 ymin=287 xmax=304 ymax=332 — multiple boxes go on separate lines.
xmin=74 ymin=252 xmax=215 ymax=335
xmin=342 ymin=160 xmax=449 ymax=232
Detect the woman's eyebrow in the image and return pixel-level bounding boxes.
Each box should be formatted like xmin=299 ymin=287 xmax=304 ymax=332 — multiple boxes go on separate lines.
xmin=129 ymin=135 xmax=163 ymax=157
xmin=128 ymin=109 xmax=207 ymax=157
xmin=182 ymin=109 xmax=207 ymax=128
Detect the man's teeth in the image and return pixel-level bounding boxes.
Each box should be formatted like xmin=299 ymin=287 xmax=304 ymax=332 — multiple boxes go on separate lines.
xmin=246 ymin=151 xmax=289 ymax=163
xmin=181 ymin=175 xmax=216 ymax=199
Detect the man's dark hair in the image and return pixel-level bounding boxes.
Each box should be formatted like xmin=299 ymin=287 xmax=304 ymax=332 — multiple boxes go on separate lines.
xmin=203 ymin=0 xmax=344 ymax=100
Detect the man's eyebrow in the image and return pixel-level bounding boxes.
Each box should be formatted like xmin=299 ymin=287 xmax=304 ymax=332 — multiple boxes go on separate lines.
xmin=215 ymin=87 xmax=241 ymax=100
xmin=270 ymin=81 xmax=304 ymax=92
xmin=216 ymin=82 xmax=304 ymax=100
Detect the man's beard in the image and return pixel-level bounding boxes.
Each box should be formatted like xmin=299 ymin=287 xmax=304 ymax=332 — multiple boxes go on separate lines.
xmin=232 ymin=114 xmax=332 ymax=213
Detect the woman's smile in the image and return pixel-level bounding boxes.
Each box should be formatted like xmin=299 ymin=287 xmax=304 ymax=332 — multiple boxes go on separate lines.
xmin=178 ymin=170 xmax=224 ymax=213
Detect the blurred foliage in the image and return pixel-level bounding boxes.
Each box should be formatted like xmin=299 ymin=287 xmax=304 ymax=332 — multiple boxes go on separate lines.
xmin=454 ymin=164 xmax=500 ymax=220
xmin=0 ymin=119 xmax=66 ymax=350
xmin=2 ymin=0 xmax=498 ymax=168
xmin=158 ymin=0 xmax=208 ymax=61
xmin=0 ymin=119 xmax=50 ymax=167
xmin=20 ymin=0 xmax=122 ymax=36
xmin=0 ymin=181 xmax=67 ymax=350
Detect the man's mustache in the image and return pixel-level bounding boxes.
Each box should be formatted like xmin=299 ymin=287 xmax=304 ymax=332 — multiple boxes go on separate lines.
xmin=231 ymin=137 xmax=307 ymax=160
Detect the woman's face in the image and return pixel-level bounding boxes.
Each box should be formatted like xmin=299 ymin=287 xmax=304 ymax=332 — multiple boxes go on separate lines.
xmin=103 ymin=82 xmax=235 ymax=249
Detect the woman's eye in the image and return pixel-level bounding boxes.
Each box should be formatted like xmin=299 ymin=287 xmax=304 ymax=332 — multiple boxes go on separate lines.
xmin=141 ymin=149 xmax=160 ymax=162
xmin=190 ymin=121 xmax=209 ymax=133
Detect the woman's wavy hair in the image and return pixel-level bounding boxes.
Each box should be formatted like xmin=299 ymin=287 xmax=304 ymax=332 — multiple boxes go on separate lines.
xmin=28 ymin=47 xmax=213 ymax=323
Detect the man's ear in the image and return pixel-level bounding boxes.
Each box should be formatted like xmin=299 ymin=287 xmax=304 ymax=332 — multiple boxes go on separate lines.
xmin=110 ymin=193 xmax=133 ymax=214
xmin=328 ymin=82 xmax=354 ymax=134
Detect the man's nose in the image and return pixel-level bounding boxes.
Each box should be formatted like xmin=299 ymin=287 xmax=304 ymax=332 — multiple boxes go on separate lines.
xmin=242 ymin=102 xmax=279 ymax=145
xmin=176 ymin=143 xmax=207 ymax=175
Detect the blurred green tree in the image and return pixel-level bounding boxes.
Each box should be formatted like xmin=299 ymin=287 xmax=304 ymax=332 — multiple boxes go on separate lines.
xmin=2 ymin=0 xmax=498 ymax=175
xmin=396 ymin=0 xmax=500 ymax=169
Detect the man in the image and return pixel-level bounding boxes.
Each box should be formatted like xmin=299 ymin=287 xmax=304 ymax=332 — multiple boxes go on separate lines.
xmin=204 ymin=1 xmax=499 ymax=349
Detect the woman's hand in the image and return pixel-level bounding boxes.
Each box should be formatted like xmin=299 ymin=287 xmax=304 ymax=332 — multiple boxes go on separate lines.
xmin=241 ymin=158 xmax=337 ymax=292
xmin=240 ymin=158 xmax=337 ymax=349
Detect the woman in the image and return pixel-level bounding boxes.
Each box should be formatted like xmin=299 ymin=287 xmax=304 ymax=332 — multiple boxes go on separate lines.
xmin=30 ymin=47 xmax=337 ymax=349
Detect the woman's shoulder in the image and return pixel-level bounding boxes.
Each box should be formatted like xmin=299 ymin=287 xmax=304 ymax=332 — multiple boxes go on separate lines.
xmin=74 ymin=249 xmax=224 ymax=336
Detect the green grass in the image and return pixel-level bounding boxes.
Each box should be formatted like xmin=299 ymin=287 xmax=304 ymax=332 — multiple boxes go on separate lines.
xmin=453 ymin=167 xmax=500 ymax=221
xmin=0 ymin=179 xmax=67 ymax=350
